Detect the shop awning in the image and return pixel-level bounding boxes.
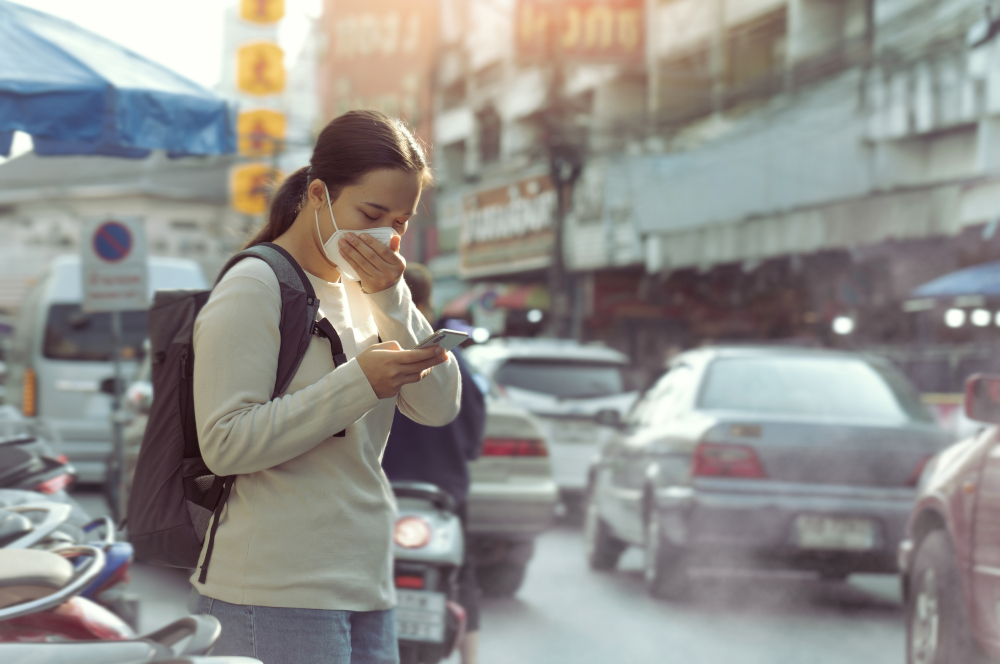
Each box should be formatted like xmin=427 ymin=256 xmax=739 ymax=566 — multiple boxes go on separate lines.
xmin=912 ymin=260 xmax=1000 ymax=298
xmin=0 ymin=0 xmax=235 ymax=158
xmin=494 ymin=284 xmax=550 ymax=310
xmin=441 ymin=286 xmax=485 ymax=317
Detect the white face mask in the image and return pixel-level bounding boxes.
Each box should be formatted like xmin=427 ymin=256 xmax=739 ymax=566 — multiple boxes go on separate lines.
xmin=314 ymin=182 xmax=397 ymax=281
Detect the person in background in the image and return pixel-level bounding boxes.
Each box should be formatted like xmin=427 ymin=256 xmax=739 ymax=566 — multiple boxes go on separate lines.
xmin=381 ymin=263 xmax=486 ymax=664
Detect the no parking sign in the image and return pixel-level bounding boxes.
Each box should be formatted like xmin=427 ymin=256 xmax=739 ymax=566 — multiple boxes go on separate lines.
xmin=81 ymin=217 xmax=148 ymax=312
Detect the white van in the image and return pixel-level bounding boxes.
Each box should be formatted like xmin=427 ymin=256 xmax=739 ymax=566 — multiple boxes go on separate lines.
xmin=6 ymin=256 xmax=207 ymax=482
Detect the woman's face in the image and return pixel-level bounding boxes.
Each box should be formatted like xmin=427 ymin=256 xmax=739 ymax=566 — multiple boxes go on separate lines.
xmin=309 ymin=168 xmax=422 ymax=243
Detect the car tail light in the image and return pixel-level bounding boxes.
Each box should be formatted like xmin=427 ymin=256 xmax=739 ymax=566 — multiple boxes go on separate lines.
xmin=481 ymin=438 xmax=548 ymax=457
xmin=692 ymin=442 xmax=767 ymax=479
xmin=394 ymin=516 xmax=432 ymax=549
xmin=908 ymin=454 xmax=934 ymax=486
xmin=22 ymin=368 xmax=36 ymax=417
xmin=395 ymin=575 xmax=425 ymax=589
xmin=35 ymin=473 xmax=74 ymax=495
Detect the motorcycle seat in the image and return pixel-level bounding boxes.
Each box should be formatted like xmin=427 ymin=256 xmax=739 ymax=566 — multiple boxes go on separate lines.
xmin=0 ymin=641 xmax=158 ymax=664
xmin=0 ymin=511 xmax=32 ymax=546
xmin=0 ymin=549 xmax=74 ymax=609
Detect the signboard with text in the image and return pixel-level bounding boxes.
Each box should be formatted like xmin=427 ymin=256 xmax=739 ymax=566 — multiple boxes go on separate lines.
xmin=241 ymin=0 xmax=284 ymax=24
xmin=457 ymin=173 xmax=557 ymax=279
xmin=237 ymin=42 xmax=286 ymax=96
xmin=81 ymin=217 xmax=148 ymax=313
xmin=237 ymin=108 xmax=287 ymax=157
xmin=230 ymin=163 xmax=283 ymax=214
xmin=323 ymin=0 xmax=438 ymax=142
xmin=516 ymin=0 xmax=644 ymax=65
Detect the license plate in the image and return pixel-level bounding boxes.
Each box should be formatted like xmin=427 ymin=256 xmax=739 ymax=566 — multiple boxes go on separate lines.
xmin=794 ymin=515 xmax=876 ymax=551
xmin=395 ymin=590 xmax=446 ymax=643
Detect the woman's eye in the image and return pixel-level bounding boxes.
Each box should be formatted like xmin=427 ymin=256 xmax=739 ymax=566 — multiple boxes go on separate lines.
xmin=362 ymin=211 xmax=378 ymax=221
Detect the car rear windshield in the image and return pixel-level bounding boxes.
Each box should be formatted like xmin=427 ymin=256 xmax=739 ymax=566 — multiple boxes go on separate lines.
xmin=43 ymin=304 xmax=148 ymax=362
xmin=699 ymin=356 xmax=934 ymax=423
xmin=494 ymin=360 xmax=627 ymax=399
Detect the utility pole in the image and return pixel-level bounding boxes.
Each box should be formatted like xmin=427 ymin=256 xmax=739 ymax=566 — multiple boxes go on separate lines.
xmin=543 ymin=36 xmax=584 ymax=339
xmin=709 ymin=0 xmax=726 ymax=114
xmin=646 ymin=0 xmax=659 ymax=126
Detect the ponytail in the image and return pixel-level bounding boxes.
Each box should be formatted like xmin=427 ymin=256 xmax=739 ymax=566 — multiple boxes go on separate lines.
xmin=244 ymin=166 xmax=309 ymax=248
xmin=244 ymin=110 xmax=431 ymax=250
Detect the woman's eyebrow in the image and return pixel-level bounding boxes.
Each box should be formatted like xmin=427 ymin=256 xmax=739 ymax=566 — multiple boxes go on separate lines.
xmin=363 ymin=201 xmax=414 ymax=216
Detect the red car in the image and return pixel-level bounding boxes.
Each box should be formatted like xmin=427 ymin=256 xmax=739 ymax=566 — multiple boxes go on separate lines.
xmin=901 ymin=374 xmax=1000 ymax=664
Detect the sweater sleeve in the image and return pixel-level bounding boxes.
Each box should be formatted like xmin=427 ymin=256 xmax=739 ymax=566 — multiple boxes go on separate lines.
xmin=364 ymin=279 xmax=461 ymax=427
xmin=193 ymin=271 xmax=380 ymax=476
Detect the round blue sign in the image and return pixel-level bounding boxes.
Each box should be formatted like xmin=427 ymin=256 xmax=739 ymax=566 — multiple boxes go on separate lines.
xmin=92 ymin=221 xmax=133 ymax=263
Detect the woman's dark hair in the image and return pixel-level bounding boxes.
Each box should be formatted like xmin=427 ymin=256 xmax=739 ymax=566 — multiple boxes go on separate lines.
xmin=245 ymin=110 xmax=431 ymax=248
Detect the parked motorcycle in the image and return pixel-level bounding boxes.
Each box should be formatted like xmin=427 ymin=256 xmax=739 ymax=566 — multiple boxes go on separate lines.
xmin=0 ymin=495 xmax=139 ymax=627
xmin=391 ymin=482 xmax=467 ymax=664
xmin=0 ymin=436 xmax=76 ymax=496
xmin=0 ymin=528 xmax=261 ymax=663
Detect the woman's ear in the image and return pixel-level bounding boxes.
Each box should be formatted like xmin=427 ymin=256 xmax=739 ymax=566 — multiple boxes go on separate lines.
xmin=306 ymin=179 xmax=325 ymax=209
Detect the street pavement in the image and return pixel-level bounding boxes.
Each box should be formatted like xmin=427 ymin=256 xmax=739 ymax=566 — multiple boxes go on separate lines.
xmin=74 ymin=488 xmax=904 ymax=663
xmin=479 ymin=526 xmax=903 ymax=664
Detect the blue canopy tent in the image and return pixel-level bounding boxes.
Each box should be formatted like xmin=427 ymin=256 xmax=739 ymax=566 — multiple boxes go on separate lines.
xmin=911 ymin=260 xmax=1000 ymax=299
xmin=0 ymin=0 xmax=235 ymax=158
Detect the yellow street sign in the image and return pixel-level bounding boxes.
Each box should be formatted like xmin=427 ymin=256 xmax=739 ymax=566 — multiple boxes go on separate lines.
xmin=238 ymin=109 xmax=287 ymax=157
xmin=236 ymin=42 xmax=285 ymax=96
xmin=230 ymin=163 xmax=283 ymax=215
xmin=241 ymin=0 xmax=284 ymax=24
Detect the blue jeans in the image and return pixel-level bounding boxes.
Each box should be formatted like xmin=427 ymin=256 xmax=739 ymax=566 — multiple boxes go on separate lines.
xmin=190 ymin=591 xmax=399 ymax=664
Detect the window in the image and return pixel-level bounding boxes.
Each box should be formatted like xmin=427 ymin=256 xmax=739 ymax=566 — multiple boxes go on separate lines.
xmin=494 ymin=360 xmax=627 ymax=400
xmin=727 ymin=9 xmax=787 ymax=89
xmin=699 ymin=356 xmax=933 ymax=423
xmin=442 ymin=140 xmax=467 ymax=182
xmin=43 ymin=304 xmax=148 ymax=362
xmin=477 ymin=105 xmax=501 ymax=164
xmin=631 ymin=365 xmax=695 ymax=428
xmin=442 ymin=78 xmax=467 ymax=110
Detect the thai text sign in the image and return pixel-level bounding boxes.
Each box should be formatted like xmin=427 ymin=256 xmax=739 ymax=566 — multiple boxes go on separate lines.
xmin=458 ymin=174 xmax=557 ymax=279
xmin=230 ymin=163 xmax=283 ymax=215
xmin=324 ymin=0 xmax=437 ymax=138
xmin=237 ymin=42 xmax=285 ymax=96
xmin=81 ymin=217 xmax=148 ymax=313
xmin=241 ymin=0 xmax=284 ymax=24
xmin=517 ymin=0 xmax=644 ymax=64
xmin=237 ymin=109 xmax=287 ymax=157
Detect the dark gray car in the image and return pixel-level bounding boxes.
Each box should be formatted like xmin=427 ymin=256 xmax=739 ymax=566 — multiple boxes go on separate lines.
xmin=584 ymin=346 xmax=954 ymax=598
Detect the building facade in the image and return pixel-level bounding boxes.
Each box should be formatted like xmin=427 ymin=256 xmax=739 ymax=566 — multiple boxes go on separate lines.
xmin=426 ymin=0 xmax=1000 ymax=377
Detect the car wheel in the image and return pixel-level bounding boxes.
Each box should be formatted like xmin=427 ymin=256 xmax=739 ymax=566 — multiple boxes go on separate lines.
xmin=584 ymin=493 xmax=626 ymax=571
xmin=477 ymin=562 xmax=527 ymax=598
xmin=906 ymin=530 xmax=987 ymax=664
xmin=644 ymin=513 xmax=690 ymax=600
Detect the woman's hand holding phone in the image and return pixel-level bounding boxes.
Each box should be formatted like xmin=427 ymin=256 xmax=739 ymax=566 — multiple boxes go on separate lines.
xmin=356 ymin=341 xmax=448 ymax=399
xmin=338 ymin=233 xmax=405 ymax=293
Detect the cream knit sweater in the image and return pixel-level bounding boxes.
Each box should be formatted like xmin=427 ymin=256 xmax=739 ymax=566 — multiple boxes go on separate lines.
xmin=189 ymin=257 xmax=460 ymax=610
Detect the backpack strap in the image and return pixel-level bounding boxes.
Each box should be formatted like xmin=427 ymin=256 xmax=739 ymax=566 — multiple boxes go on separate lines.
xmin=312 ymin=317 xmax=347 ymax=438
xmin=198 ymin=475 xmax=235 ymax=584
xmin=217 ymin=242 xmax=321 ymax=399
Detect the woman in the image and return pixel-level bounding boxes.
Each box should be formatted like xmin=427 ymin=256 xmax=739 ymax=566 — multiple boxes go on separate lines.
xmin=189 ymin=110 xmax=461 ymax=664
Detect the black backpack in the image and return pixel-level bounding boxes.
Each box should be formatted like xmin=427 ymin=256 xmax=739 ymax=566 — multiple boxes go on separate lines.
xmin=127 ymin=243 xmax=346 ymax=583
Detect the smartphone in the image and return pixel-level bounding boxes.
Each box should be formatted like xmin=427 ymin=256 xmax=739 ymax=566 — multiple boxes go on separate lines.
xmin=413 ymin=329 xmax=469 ymax=352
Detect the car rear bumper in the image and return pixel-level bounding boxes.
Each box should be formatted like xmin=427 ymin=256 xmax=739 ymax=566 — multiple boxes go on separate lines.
xmin=466 ymin=480 xmax=557 ymax=537
xmin=654 ymin=478 xmax=917 ymax=573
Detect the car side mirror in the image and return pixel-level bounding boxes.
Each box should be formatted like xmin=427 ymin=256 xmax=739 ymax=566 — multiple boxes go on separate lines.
xmin=965 ymin=374 xmax=1000 ymax=424
xmin=595 ymin=409 xmax=623 ymax=429
xmin=99 ymin=377 xmax=127 ymax=396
